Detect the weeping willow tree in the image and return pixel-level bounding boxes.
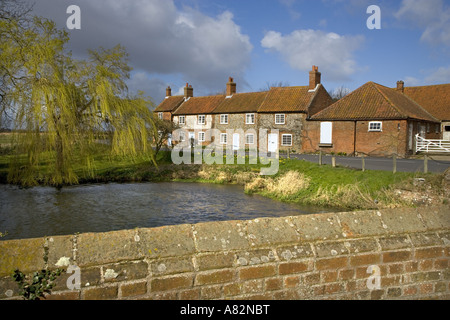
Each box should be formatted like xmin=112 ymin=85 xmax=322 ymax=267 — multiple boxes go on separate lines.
xmin=1 ymin=14 xmax=157 ymax=186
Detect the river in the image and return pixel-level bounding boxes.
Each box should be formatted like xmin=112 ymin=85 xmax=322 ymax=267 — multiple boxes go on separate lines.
xmin=0 ymin=182 xmax=330 ymax=240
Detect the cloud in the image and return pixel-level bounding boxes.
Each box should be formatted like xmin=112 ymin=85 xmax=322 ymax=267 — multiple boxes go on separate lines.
xmin=28 ymin=0 xmax=253 ymax=98
xmin=395 ymin=0 xmax=450 ymax=46
xmin=261 ymin=29 xmax=364 ymax=82
xmin=425 ymin=66 xmax=450 ymax=84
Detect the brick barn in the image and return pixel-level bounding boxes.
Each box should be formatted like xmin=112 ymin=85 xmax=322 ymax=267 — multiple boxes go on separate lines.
xmin=302 ymin=81 xmax=441 ymax=158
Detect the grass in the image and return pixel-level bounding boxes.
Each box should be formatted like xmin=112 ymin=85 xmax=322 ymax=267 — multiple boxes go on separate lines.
xmin=0 ymin=140 xmax=446 ymax=211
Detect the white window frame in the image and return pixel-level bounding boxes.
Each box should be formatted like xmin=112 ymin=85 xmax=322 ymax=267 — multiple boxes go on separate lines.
xmin=275 ymin=114 xmax=285 ymax=125
xmin=246 ymin=113 xmax=255 ymax=124
xmin=178 ymin=115 xmax=185 ymax=125
xmin=281 ymin=134 xmax=292 ymax=146
xmin=220 ymin=133 xmax=227 ymax=145
xmin=220 ymin=114 xmax=228 ymax=124
xmin=198 ymin=115 xmax=206 ymax=125
xmin=246 ymin=134 xmax=255 ymax=145
xmin=158 ymin=112 xmax=163 ymax=120
xmin=368 ymin=121 xmax=382 ymax=132
xmin=198 ymin=132 xmax=205 ymax=142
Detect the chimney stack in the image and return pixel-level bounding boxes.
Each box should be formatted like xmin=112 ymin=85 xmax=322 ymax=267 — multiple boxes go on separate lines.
xmin=309 ymin=65 xmax=321 ymax=91
xmin=226 ymin=77 xmax=236 ymax=96
xmin=166 ymin=86 xmax=172 ymax=97
xmin=184 ymin=83 xmax=193 ymax=99
xmin=397 ymin=80 xmax=404 ymax=93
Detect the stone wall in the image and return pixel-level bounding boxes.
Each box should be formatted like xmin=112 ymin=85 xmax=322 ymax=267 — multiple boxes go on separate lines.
xmin=0 ymin=206 xmax=448 ymax=300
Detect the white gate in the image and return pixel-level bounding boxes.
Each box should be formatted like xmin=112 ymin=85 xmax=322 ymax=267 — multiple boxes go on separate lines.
xmin=415 ymin=134 xmax=450 ymax=154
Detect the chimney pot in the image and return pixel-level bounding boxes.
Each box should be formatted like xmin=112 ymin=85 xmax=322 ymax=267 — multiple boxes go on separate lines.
xmin=397 ymin=80 xmax=404 ymax=93
xmin=184 ymin=83 xmax=193 ymax=98
xmin=309 ymin=65 xmax=321 ymax=90
xmin=226 ymin=76 xmax=237 ymax=96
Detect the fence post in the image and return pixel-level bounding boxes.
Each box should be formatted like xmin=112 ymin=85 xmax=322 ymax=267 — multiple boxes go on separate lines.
xmin=319 ymin=151 xmax=323 ymax=166
xmin=288 ymin=148 xmax=290 ymax=159
xmin=393 ymin=154 xmax=397 ymax=174
xmin=424 ymin=155 xmax=428 ymax=173
xmin=361 ymin=154 xmax=365 ymax=172
xmin=332 ymin=155 xmax=336 ymax=168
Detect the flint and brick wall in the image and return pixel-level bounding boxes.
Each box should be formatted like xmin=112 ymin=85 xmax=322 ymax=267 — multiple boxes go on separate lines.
xmin=0 ymin=206 xmax=448 ymax=300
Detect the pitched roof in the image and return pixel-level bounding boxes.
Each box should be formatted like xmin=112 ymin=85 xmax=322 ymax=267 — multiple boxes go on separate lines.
xmin=312 ymin=82 xmax=439 ymax=122
xmin=212 ymin=91 xmax=269 ymax=114
xmin=154 ymin=96 xmax=185 ymax=112
xmin=172 ymin=95 xmax=226 ymax=115
xmin=402 ymin=84 xmax=450 ymax=121
xmin=257 ymin=86 xmax=316 ymax=113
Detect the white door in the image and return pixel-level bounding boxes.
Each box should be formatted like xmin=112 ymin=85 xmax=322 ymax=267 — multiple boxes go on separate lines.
xmin=188 ymin=132 xmax=195 ymax=148
xmin=268 ymin=133 xmax=278 ymax=153
xmin=167 ymin=133 xmax=172 ymax=147
xmin=320 ymin=122 xmax=333 ymax=144
xmin=233 ymin=133 xmax=240 ymax=150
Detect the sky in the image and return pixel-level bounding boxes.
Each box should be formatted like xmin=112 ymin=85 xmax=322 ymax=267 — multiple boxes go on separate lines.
xmin=27 ymin=0 xmax=450 ymax=105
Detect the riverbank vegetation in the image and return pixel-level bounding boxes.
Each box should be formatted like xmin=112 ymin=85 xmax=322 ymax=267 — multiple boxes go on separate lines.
xmin=1 ymin=142 xmax=447 ymax=211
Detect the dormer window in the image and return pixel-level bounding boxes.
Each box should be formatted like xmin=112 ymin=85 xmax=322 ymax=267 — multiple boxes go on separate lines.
xmin=198 ymin=115 xmax=206 ymax=125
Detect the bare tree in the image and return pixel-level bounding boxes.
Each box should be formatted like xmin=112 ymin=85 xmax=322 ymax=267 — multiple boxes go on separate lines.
xmin=258 ymin=81 xmax=290 ymax=92
xmin=330 ymin=86 xmax=351 ymax=102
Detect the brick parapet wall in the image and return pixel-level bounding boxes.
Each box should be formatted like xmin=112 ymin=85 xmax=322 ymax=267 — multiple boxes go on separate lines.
xmin=0 ymin=206 xmax=448 ymax=300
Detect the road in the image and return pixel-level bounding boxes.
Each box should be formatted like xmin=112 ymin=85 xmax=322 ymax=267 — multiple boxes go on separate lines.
xmin=284 ymin=154 xmax=450 ymax=173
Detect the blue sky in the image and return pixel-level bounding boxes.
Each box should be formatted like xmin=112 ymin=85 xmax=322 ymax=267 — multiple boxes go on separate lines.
xmin=29 ymin=0 xmax=450 ymax=104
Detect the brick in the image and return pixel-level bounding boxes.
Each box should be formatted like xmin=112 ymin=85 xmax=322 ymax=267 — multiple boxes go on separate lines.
xmin=179 ymin=288 xmax=201 ymax=300
xmin=403 ymin=286 xmax=418 ymax=296
xmin=345 ymin=239 xmax=378 ymax=254
xmin=314 ymin=241 xmax=348 ymax=258
xmin=370 ymin=289 xmax=385 ymax=300
xmin=315 ymin=257 xmax=348 ymax=270
xmin=314 ymin=283 xmax=344 ymax=295
xmin=151 ymin=275 xmax=194 ymax=292
xmin=265 ymin=278 xmax=283 ymax=291
xmin=239 ymin=265 xmax=276 ymax=280
xmin=411 ymin=271 xmax=441 ymax=282
xmin=303 ymin=272 xmax=320 ymax=285
xmin=339 ymin=269 xmax=354 ymax=281
xmin=235 ymin=249 xmax=276 ymax=266
xmin=279 ymin=261 xmax=309 ymax=275
xmin=241 ymin=279 xmax=264 ymax=294
xmin=284 ymin=276 xmax=300 ymax=288
xmin=151 ymin=257 xmax=194 ymax=276
xmin=418 ymin=259 xmax=434 ymax=271
xmin=224 ymin=283 xmax=241 ymax=297
xmin=434 ymin=258 xmax=448 ymax=270
xmin=387 ymin=287 xmax=402 ymax=298
xmin=404 ymin=261 xmax=418 ymax=273
xmin=83 ymin=285 xmax=118 ymax=300
xmin=378 ymin=235 xmax=411 ymax=251
xmin=388 ymin=263 xmax=404 ymax=274
xmin=409 ymin=233 xmax=442 ymax=247
xmin=435 ymin=282 xmax=447 ymax=293
xmin=43 ymin=291 xmax=80 ymax=300
xmin=419 ymin=283 xmax=434 ymax=294
xmin=415 ymin=247 xmax=444 ymax=259
xmin=196 ymin=253 xmax=235 ymax=271
xmin=382 ymin=250 xmax=411 ymax=263
xmin=120 ymin=281 xmax=147 ymax=298
xmin=201 ymin=285 xmax=223 ymax=299
xmin=276 ymin=244 xmax=313 ymax=261
xmin=103 ymin=261 xmax=148 ymax=282
xmin=349 ymin=253 xmax=380 ymax=266
xmin=195 ymin=269 xmax=235 ymax=285
xmin=321 ymin=271 xmax=338 ymax=283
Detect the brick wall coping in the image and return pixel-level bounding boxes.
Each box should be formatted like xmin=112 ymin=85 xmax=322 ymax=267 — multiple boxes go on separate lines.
xmin=1 ymin=205 xmax=448 ymax=277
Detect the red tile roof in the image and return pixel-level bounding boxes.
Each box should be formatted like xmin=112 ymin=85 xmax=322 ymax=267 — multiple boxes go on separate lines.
xmin=212 ymin=91 xmax=269 ymax=114
xmin=402 ymin=84 xmax=450 ymax=121
xmin=257 ymin=86 xmax=315 ymax=113
xmin=154 ymin=96 xmax=185 ymax=112
xmin=172 ymin=95 xmax=226 ymax=115
xmin=312 ymin=82 xmax=439 ymax=122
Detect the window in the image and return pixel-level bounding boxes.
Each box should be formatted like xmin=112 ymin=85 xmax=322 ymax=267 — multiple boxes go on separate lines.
xmin=246 ymin=113 xmax=255 ymax=124
xmin=220 ymin=133 xmax=227 ymax=144
xmin=158 ymin=112 xmax=163 ymax=120
xmin=282 ymin=134 xmax=292 ymax=146
xmin=198 ymin=132 xmax=205 ymax=142
xmin=220 ymin=114 xmax=228 ymax=124
xmin=369 ymin=122 xmax=382 ymax=132
xmin=445 ymin=126 xmax=450 ymax=132
xmin=275 ymin=114 xmax=285 ymax=124
xmin=198 ymin=115 xmax=206 ymax=125
xmin=179 ymin=115 xmax=185 ymax=125
xmin=246 ymin=134 xmax=254 ymax=145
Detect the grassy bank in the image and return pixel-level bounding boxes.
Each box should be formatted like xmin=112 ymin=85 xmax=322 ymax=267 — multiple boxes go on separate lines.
xmin=0 ymin=145 xmax=448 ymax=211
